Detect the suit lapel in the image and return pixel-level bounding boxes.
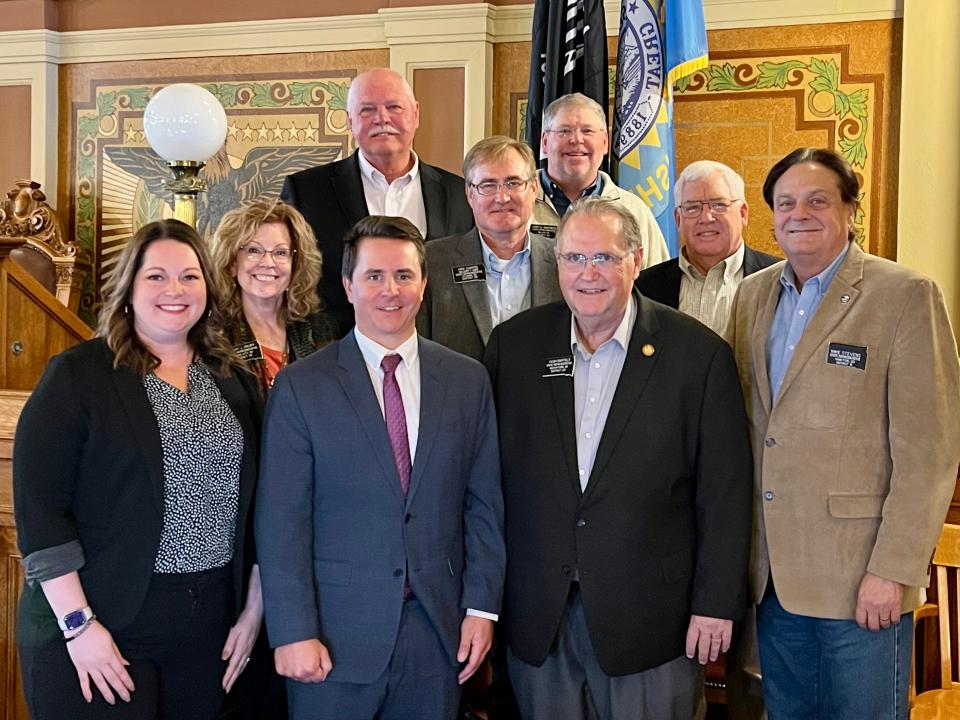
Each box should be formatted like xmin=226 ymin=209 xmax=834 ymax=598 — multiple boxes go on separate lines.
xmin=334 ymin=153 xmax=370 ymax=221
xmin=407 ymin=341 xmax=445 ymax=506
xmin=455 ymin=230 xmax=495 ymax=344
xmin=750 ymin=272 xmax=781 ymax=414
xmin=775 ymin=243 xmax=864 ymax=406
xmin=583 ymin=291 xmax=660 ymax=500
xmin=545 ymin=309 xmax=583 ymax=499
xmin=530 ymin=233 xmax=560 ymax=306
xmin=336 ymin=334 xmax=406 ymax=507
xmin=211 ymin=367 xmax=259 ymax=533
xmin=420 ymin=163 xmax=446 ymax=239
xmin=110 ymin=355 xmax=165 ymax=511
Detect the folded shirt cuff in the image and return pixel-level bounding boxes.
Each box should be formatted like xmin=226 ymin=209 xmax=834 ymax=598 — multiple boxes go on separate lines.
xmin=466 ymin=608 xmax=498 ymax=622
xmin=21 ymin=540 xmax=85 ymax=587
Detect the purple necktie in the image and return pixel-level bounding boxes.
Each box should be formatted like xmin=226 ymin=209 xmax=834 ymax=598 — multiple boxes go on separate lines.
xmin=381 ymin=354 xmax=411 ymax=496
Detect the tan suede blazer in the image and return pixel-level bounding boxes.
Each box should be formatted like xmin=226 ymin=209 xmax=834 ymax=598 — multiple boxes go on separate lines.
xmin=728 ymin=242 xmax=960 ymax=619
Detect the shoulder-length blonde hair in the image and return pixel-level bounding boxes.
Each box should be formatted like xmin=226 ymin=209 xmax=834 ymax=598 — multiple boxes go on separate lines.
xmin=209 ymin=198 xmax=322 ymax=327
xmin=96 ymin=219 xmax=237 ymax=375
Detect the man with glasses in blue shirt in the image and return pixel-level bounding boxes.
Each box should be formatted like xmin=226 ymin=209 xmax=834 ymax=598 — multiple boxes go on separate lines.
xmin=485 ymin=196 xmax=752 ymax=720
xmin=531 ymin=93 xmax=669 ymax=269
xmin=418 ymin=136 xmax=562 ymax=361
xmin=728 ymin=148 xmax=960 ymax=719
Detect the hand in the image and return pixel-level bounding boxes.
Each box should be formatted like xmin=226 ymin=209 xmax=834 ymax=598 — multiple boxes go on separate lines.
xmin=856 ymin=573 xmax=904 ymax=631
xmin=221 ymin=605 xmax=262 ymax=692
xmin=65 ymin=621 xmax=135 ymax=704
xmin=275 ymin=639 xmax=333 ymax=683
xmin=685 ymin=615 xmax=733 ymax=665
xmin=457 ymin=616 xmax=494 ymax=685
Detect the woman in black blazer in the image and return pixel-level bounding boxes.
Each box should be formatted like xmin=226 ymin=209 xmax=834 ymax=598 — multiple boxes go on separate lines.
xmin=210 ymin=198 xmax=337 ymax=399
xmin=14 ymin=219 xmax=263 ymax=719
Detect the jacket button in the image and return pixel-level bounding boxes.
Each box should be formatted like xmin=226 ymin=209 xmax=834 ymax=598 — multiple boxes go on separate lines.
xmin=765 ymin=437 xmax=777 ymax=448
xmin=393 ymin=568 xmax=403 ymax=577
xmin=562 ymin=565 xmax=572 ymax=576
xmin=404 ymin=513 xmax=412 ymax=524
xmin=576 ymin=519 xmax=587 ymax=528
xmin=764 ymin=490 xmax=775 ymax=501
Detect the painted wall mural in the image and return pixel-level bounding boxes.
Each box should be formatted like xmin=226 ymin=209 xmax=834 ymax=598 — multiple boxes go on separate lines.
xmin=505 ymin=39 xmax=892 ymax=262
xmin=71 ymin=72 xmax=356 ymax=324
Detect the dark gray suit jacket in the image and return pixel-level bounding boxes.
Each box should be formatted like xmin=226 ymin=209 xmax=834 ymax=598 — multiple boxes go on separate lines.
xmin=417 ymin=228 xmax=562 ymax=361
xmin=281 ymin=152 xmax=474 ymax=336
xmin=255 ymin=332 xmax=505 ymax=684
xmin=635 ymin=244 xmax=780 ymax=309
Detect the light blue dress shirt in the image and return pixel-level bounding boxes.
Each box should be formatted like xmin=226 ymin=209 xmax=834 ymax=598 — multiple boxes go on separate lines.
xmin=479 ymin=232 xmax=533 ymax=326
xmin=571 ymin=296 xmax=637 ymax=492
xmin=767 ymin=242 xmax=850 ymax=402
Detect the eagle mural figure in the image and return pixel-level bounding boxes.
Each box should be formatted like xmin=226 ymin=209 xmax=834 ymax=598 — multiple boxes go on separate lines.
xmin=104 ymin=144 xmax=343 ymax=237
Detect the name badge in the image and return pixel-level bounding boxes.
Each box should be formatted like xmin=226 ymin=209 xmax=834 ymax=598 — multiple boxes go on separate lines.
xmin=235 ymin=340 xmax=263 ymax=362
xmin=826 ymin=342 xmax=867 ymax=370
xmin=452 ymin=264 xmax=486 ymax=283
xmin=530 ymin=223 xmax=557 ymax=239
xmin=543 ymin=356 xmax=574 ymax=378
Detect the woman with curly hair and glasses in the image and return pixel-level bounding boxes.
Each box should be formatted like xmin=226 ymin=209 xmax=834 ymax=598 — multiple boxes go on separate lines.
xmin=210 ymin=199 xmax=338 ymax=398
xmin=14 ymin=219 xmax=263 ymax=719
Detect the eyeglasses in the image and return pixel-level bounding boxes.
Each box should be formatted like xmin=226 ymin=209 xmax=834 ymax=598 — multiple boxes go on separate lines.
xmin=469 ymin=178 xmax=533 ymax=197
xmin=557 ymin=252 xmax=629 ymax=269
xmin=239 ymin=244 xmax=295 ymax=264
xmin=678 ymin=199 xmax=743 ymax=218
xmin=545 ymin=126 xmax=605 ymax=140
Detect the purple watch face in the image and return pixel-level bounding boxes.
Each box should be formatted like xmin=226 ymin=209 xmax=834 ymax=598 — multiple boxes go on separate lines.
xmin=63 ymin=609 xmax=88 ymax=631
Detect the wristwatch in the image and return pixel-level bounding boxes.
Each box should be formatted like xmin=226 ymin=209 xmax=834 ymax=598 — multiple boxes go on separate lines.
xmin=58 ymin=606 xmax=94 ymax=632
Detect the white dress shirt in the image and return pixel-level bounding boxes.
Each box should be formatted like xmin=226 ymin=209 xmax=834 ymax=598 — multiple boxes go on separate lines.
xmin=357 ymin=150 xmax=428 ymax=238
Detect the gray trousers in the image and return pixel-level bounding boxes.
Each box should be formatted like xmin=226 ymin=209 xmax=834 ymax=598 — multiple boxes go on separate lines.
xmin=508 ymin=588 xmax=705 ymax=720
xmin=287 ymin=597 xmax=460 ymax=720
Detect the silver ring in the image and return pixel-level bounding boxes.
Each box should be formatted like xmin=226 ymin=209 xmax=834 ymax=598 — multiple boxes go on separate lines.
xmin=244 ymin=657 xmax=251 ymax=664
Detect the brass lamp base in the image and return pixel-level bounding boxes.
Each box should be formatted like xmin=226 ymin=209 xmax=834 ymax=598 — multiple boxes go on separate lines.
xmin=164 ymin=160 xmax=207 ymax=229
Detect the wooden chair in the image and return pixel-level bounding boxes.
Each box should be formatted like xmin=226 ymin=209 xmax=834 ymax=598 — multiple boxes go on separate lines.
xmin=1 ymin=179 xmax=89 ymax=312
xmin=911 ymin=523 xmax=960 ymax=719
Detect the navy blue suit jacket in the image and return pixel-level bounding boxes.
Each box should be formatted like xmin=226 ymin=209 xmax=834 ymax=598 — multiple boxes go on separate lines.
xmin=635 ymin=244 xmax=780 ymax=309
xmin=255 ymin=332 xmax=505 ymax=684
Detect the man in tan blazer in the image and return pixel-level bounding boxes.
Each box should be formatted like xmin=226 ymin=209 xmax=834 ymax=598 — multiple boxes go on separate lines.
xmin=728 ymin=147 xmax=960 ymax=720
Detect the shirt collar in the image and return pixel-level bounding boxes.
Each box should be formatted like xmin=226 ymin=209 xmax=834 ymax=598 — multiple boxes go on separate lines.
xmin=478 ymin=231 xmax=532 ymax=275
xmin=353 ymin=326 xmax=420 ymax=372
xmin=678 ymin=241 xmax=746 ymax=282
xmin=780 ymin=241 xmax=850 ymax=296
xmin=570 ymin=294 xmax=637 ymax=359
xmin=539 ymin=168 xmax=602 ymax=204
xmin=357 ymin=149 xmax=420 ymax=187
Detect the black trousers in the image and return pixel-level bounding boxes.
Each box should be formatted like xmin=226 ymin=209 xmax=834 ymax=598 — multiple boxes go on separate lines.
xmin=21 ymin=565 xmax=232 ymax=720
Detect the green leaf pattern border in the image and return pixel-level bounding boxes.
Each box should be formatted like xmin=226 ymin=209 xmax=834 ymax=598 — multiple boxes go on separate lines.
xmin=675 ymin=53 xmax=874 ymax=247
xmin=73 ymin=78 xmax=352 ymax=325
xmin=514 ymin=52 xmax=876 ymax=249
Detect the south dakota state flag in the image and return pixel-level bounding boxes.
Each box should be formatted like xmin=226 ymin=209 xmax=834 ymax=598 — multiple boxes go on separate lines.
xmin=612 ymin=0 xmax=708 ymax=257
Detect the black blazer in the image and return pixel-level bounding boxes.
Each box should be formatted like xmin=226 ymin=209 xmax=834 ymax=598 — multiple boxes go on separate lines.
xmin=281 ymin=152 xmax=474 ymax=335
xmin=635 ymin=244 xmax=780 ymax=308
xmin=14 ymin=339 xmax=260 ymax=647
xmin=483 ymin=290 xmax=753 ymax=675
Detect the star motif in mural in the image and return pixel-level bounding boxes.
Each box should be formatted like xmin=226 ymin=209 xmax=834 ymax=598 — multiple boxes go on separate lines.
xmin=303 ymin=122 xmax=318 ymax=142
xmin=629 ymin=1 xmax=638 ymax=12
xmin=241 ymin=125 xmax=254 ymax=141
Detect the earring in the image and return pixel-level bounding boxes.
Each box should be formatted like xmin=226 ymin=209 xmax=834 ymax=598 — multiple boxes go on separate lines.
xmin=124 ymin=304 xmax=130 ymax=315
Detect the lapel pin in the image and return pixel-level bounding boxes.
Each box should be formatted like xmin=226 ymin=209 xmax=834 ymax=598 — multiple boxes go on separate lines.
xmin=641 ymin=343 xmax=655 ymax=357
xmin=840 ymin=294 xmax=850 ymax=304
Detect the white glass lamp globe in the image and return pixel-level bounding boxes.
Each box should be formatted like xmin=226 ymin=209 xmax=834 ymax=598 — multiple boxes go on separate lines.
xmin=143 ymin=84 xmax=227 ymax=162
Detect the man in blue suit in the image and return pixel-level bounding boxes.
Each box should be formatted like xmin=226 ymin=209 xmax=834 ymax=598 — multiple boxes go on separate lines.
xmin=255 ymin=215 xmax=506 ymax=720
